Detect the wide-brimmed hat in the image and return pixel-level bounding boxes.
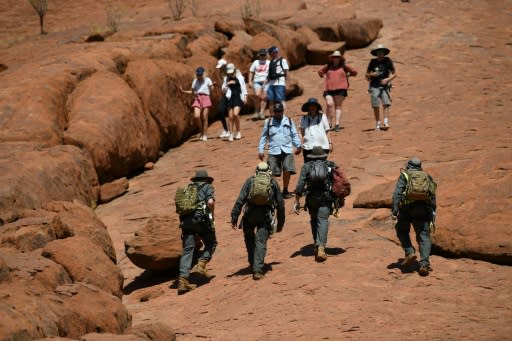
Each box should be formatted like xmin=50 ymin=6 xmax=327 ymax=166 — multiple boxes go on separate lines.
xmin=371 ymin=44 xmax=390 ymax=56
xmin=301 ymin=98 xmax=323 ymax=113
xmin=191 ymin=169 xmax=214 ymax=183
xmin=215 ymin=58 xmax=227 ymax=69
xmin=258 ymin=48 xmax=267 ymax=56
xmin=406 ymin=157 xmax=422 ymax=169
xmin=328 ymin=50 xmax=343 ymax=59
xmin=195 ymin=66 xmax=205 ymax=75
xmin=308 ymin=146 xmax=328 ymax=159
xmin=226 ymin=63 xmax=235 ymax=74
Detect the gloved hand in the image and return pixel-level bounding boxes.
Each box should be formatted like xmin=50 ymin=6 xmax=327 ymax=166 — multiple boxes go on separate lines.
xmin=293 ymin=202 xmax=300 ymax=215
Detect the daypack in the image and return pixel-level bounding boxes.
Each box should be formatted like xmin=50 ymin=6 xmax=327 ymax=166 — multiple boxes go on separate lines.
xmin=247 ymin=171 xmax=273 ymax=206
xmin=309 ymin=160 xmax=329 ymax=186
xmin=268 ymin=57 xmax=285 ymax=80
xmin=331 ymin=166 xmax=351 ymax=199
xmin=175 ymin=183 xmax=200 ymax=216
xmin=402 ymin=170 xmax=436 ymax=202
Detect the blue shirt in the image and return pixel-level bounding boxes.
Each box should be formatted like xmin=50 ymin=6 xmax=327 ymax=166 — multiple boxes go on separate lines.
xmin=258 ymin=115 xmax=302 ymax=155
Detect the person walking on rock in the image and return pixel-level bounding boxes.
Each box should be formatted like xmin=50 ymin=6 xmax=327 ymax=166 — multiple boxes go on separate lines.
xmin=266 ymin=46 xmax=289 ymax=116
xmin=299 ymin=98 xmax=332 ymax=163
xmin=215 ymin=58 xmax=230 ymax=139
xmin=258 ymin=102 xmax=302 ymax=199
xmin=222 ymin=63 xmax=247 ymax=141
xmin=231 ymin=162 xmax=285 ymax=280
xmin=175 ymin=170 xmax=217 ymax=294
xmin=365 ymin=44 xmax=396 ymax=131
xmin=317 ymin=50 xmax=358 ymax=131
xmin=180 ymin=66 xmax=214 ymax=141
xmin=391 ymin=157 xmax=437 ymax=276
xmin=294 ymin=146 xmax=337 ymax=262
xmin=249 ymin=49 xmax=270 ymax=120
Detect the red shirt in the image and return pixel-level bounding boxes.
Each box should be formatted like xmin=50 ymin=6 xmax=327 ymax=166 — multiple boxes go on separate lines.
xmin=318 ymin=63 xmax=358 ymax=91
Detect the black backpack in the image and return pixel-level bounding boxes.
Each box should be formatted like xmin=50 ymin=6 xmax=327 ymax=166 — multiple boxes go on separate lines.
xmin=268 ymin=58 xmax=285 ymax=80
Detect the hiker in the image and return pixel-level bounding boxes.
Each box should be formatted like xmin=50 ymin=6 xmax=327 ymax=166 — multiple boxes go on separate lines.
xmin=299 ymin=98 xmax=332 ymax=163
xmin=258 ymin=101 xmax=302 ymax=199
xmin=249 ymin=49 xmax=270 ymax=120
xmin=231 ymin=162 xmax=285 ymax=280
xmin=180 ymin=66 xmax=214 ymax=141
xmin=391 ymin=157 xmax=437 ymax=276
xmin=317 ymin=50 xmax=358 ymax=131
xmin=215 ymin=58 xmax=230 ymax=139
xmin=175 ymin=169 xmax=217 ymax=294
xmin=222 ymin=63 xmax=248 ymax=141
xmin=365 ymin=44 xmax=396 ymax=131
xmin=294 ymin=146 xmax=338 ymax=262
xmin=266 ymin=46 xmax=289 ymax=116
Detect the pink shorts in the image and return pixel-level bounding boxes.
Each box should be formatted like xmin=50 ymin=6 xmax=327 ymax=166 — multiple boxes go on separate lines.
xmin=192 ymin=94 xmax=212 ymax=109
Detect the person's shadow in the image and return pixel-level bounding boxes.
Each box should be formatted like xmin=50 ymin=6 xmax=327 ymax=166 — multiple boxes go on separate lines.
xmin=290 ymin=244 xmax=346 ymax=258
xmin=227 ymin=261 xmax=281 ymax=278
xmin=123 ymin=269 xmax=177 ymax=295
xmin=387 ymin=258 xmax=419 ymax=274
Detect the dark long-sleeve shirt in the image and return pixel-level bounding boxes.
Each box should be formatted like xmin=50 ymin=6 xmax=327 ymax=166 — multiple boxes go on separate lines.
xmin=231 ymin=176 xmax=285 ymax=228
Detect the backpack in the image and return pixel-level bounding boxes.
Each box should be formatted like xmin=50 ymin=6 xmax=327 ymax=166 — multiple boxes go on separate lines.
xmin=175 ymin=183 xmax=200 ymax=216
xmin=268 ymin=57 xmax=285 ymax=80
xmin=309 ymin=160 xmax=329 ymax=186
xmin=331 ymin=166 xmax=351 ymax=199
xmin=402 ymin=170 xmax=436 ymax=202
xmin=247 ymin=171 xmax=274 ymax=206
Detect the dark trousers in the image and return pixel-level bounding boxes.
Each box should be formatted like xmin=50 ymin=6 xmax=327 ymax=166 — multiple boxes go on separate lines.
xmin=242 ymin=207 xmax=272 ymax=274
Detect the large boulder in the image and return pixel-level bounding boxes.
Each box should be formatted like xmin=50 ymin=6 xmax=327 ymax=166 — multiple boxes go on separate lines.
xmin=306 ymin=41 xmax=347 ymax=65
xmin=42 ymin=236 xmax=123 ymax=298
xmin=338 ymin=18 xmax=384 ymax=48
xmin=0 ymin=144 xmax=99 ymax=224
xmin=100 ymin=177 xmax=129 ymax=204
xmin=124 ymin=216 xmax=182 ymax=271
xmin=64 ymin=71 xmax=161 ymax=183
xmin=353 ymin=181 xmax=394 ymax=209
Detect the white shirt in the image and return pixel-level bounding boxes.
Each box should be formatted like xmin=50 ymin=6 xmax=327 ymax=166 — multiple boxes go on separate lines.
xmin=300 ymin=113 xmax=330 ymax=150
xmin=250 ymin=59 xmax=270 ymax=83
xmin=192 ymin=77 xmax=213 ymax=95
xmin=267 ymin=57 xmax=289 ymax=86
xmin=221 ymin=70 xmax=248 ymax=100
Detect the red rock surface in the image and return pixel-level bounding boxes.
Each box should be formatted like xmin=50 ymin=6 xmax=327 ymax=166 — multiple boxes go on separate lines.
xmin=1 ymin=0 xmax=511 ymax=340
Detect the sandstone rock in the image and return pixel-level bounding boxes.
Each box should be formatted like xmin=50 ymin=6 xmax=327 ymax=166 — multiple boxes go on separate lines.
xmin=124 ymin=216 xmax=182 ymax=271
xmin=64 ymin=71 xmax=160 ymax=183
xmin=338 ymin=18 xmax=384 ymax=48
xmin=223 ymin=30 xmax=255 ymax=75
xmin=124 ymin=59 xmax=196 ymax=149
xmin=352 ymin=181 xmax=394 ymax=209
xmin=0 ymin=144 xmax=99 ymax=224
xmin=187 ymin=32 xmax=227 ymax=60
xmin=124 ymin=322 xmax=177 ymax=341
xmin=214 ymin=20 xmax=245 ymax=39
xmin=80 ymin=334 xmax=144 ymax=341
xmin=306 ymin=41 xmax=347 ymax=65
xmin=144 ymin=162 xmax=154 ymax=170
xmin=285 ymin=78 xmax=304 ymax=99
xmin=100 ymin=177 xmax=129 ymax=204
xmin=42 ymin=236 xmax=123 ymax=298
xmin=296 ymin=26 xmax=321 ymax=46
xmin=0 ymin=63 xmax=7 ymax=72
xmin=0 ymin=255 xmax=9 ymax=281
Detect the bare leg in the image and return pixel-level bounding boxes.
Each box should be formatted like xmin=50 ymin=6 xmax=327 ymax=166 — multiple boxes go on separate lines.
xmin=334 ymin=95 xmax=345 ymax=128
xmin=324 ymin=95 xmax=335 ymax=128
xmin=193 ymin=107 xmax=202 ymax=136
xmin=201 ymin=108 xmax=209 ymax=137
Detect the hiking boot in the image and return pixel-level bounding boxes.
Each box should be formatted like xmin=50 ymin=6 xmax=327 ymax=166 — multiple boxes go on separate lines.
xmin=253 ymin=272 xmax=264 ymax=280
xmin=177 ymin=277 xmax=196 ymax=295
xmin=282 ymin=189 xmax=293 ymax=199
xmin=191 ymin=259 xmax=215 ymax=280
xmin=400 ymin=253 xmax=417 ymax=267
xmin=315 ymin=245 xmax=327 ymax=262
xmin=419 ymin=265 xmax=431 ymax=277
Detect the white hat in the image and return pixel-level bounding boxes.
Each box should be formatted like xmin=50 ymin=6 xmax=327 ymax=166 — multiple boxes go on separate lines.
xmin=226 ymin=63 xmax=235 ymax=74
xmin=371 ymin=44 xmax=390 ymax=56
xmin=216 ymin=58 xmax=227 ymax=69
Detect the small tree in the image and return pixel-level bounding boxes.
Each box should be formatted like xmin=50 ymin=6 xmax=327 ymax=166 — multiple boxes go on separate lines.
xmin=28 ymin=0 xmax=48 ymax=35
xmin=168 ymin=0 xmax=186 ymax=21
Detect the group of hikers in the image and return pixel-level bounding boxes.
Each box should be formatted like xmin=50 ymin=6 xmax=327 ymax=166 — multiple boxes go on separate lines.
xmin=181 ymin=43 xmax=397 ymax=143
xmin=173 ymin=44 xmax=437 ymax=295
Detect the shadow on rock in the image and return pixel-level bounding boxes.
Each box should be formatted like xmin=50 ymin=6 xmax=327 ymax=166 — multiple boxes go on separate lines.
xmin=123 ymin=269 xmax=177 ymax=295
xmin=290 ymin=244 xmax=346 ymax=258
xmin=387 ymin=258 xmax=419 ymax=274
xmin=226 ymin=262 xmax=281 ymax=278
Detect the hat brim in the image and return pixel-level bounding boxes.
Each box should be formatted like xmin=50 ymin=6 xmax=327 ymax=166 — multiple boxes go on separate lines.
xmin=308 ymin=153 xmax=328 ymax=159
xmin=371 ymin=47 xmax=390 ymax=56
xmin=301 ymin=102 xmax=323 ymax=113
xmin=190 ymin=176 xmax=214 ymax=183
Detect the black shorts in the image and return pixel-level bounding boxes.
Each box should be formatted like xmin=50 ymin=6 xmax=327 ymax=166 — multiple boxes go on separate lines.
xmin=323 ymin=89 xmax=348 ymax=98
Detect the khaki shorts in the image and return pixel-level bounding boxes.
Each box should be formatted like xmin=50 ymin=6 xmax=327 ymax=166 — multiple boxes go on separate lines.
xmin=369 ymin=87 xmax=391 ymax=107
xmin=268 ymin=153 xmax=296 ymax=176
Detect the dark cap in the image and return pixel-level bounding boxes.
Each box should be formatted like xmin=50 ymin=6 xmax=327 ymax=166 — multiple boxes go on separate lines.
xmin=406 ymin=157 xmax=422 ymax=169
xmin=258 ymin=48 xmax=267 ymax=56
xmin=273 ymin=102 xmax=284 ymax=112
xmin=268 ymin=46 xmax=279 ymax=54
xmin=196 ymin=66 xmax=205 ymax=75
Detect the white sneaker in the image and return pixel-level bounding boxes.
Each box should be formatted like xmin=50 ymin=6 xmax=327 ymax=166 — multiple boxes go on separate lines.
xmin=234 ymin=132 xmax=242 ymax=140
xmin=375 ymin=122 xmax=381 ymax=131
xmin=201 ymin=135 xmax=208 ymax=141
xmin=219 ymin=130 xmax=229 ymax=138
xmin=228 ymin=133 xmax=234 ymax=142
xmin=383 ymin=118 xmax=389 ymax=128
